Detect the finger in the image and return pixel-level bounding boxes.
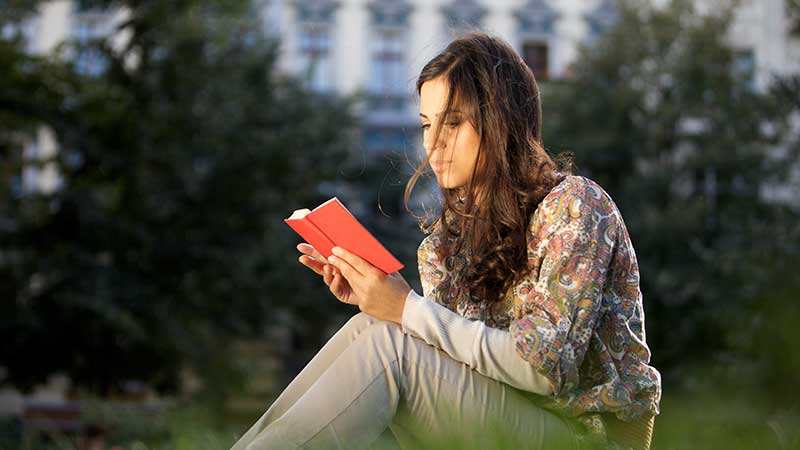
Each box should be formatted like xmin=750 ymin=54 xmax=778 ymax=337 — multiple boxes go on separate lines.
xmin=323 ymin=264 xmax=334 ymax=286
xmin=297 ymin=243 xmax=327 ymax=264
xmin=299 ymin=255 xmax=325 ymax=276
xmin=328 ymin=265 xmax=341 ymax=281
xmin=328 ymin=253 xmax=359 ymax=280
xmin=331 ymin=247 xmax=376 ymax=277
xmin=298 ymin=243 xmax=326 ymax=265
xmin=330 ymin=272 xmax=342 ymax=297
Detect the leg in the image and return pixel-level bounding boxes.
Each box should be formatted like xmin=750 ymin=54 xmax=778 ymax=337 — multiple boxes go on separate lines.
xmin=235 ymin=320 xmax=579 ymax=450
xmin=231 ymin=312 xmax=381 ymax=450
xmin=389 ymin=335 xmax=578 ymax=450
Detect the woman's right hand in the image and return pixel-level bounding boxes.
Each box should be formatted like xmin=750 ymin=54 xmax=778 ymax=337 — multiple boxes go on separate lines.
xmin=297 ymin=243 xmax=360 ymax=306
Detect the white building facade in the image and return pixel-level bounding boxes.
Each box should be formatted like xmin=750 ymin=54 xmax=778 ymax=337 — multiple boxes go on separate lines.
xmin=262 ymin=0 xmax=798 ymax=154
xmin=6 ymin=0 xmax=800 ymax=187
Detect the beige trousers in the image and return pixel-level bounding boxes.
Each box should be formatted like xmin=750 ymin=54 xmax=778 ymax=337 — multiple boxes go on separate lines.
xmin=229 ymin=312 xmax=579 ymax=450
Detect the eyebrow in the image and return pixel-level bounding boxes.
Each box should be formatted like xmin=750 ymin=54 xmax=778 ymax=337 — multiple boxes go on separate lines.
xmin=419 ymin=110 xmax=463 ymax=120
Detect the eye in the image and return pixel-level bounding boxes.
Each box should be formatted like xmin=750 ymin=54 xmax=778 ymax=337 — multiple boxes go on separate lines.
xmin=420 ymin=124 xmax=430 ymax=130
xmin=445 ymin=121 xmax=460 ymax=128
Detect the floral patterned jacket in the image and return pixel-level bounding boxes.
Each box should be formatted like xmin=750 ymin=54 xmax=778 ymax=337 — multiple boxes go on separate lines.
xmin=416 ymin=175 xmax=662 ymax=438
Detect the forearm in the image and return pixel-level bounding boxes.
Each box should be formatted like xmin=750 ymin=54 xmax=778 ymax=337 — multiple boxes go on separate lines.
xmin=400 ymin=289 xmax=553 ymax=396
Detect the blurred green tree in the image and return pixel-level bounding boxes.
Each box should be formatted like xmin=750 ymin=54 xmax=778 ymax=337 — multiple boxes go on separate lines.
xmin=0 ymin=0 xmax=358 ymax=398
xmin=788 ymin=0 xmax=800 ymax=35
xmin=542 ymin=0 xmax=800 ymax=390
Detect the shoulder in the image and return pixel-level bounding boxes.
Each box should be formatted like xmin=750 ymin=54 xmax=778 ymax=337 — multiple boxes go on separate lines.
xmin=540 ymin=175 xmax=618 ymax=218
xmin=541 ymin=175 xmax=615 ymax=212
xmin=532 ymin=175 xmax=621 ymax=237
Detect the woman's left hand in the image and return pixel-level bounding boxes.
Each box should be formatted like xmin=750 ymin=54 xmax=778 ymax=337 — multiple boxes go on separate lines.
xmin=327 ymin=246 xmax=411 ymax=325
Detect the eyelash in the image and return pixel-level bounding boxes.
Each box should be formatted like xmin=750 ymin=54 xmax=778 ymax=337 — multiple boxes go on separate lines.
xmin=421 ymin=122 xmax=460 ymax=130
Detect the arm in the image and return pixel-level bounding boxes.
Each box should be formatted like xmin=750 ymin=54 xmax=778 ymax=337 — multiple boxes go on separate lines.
xmin=401 ymin=289 xmax=553 ymax=396
xmin=400 ymin=232 xmax=552 ymax=396
xmin=509 ymin=177 xmax=617 ymax=396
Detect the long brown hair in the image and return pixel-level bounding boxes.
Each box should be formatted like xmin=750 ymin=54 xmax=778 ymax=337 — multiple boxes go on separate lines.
xmin=403 ymin=31 xmax=573 ymax=306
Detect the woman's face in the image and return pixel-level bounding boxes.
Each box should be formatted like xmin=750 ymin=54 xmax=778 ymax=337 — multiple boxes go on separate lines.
xmin=419 ymin=77 xmax=481 ymax=190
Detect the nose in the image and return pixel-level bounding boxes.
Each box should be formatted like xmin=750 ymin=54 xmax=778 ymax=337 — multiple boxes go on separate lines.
xmin=423 ymin=125 xmax=447 ymax=157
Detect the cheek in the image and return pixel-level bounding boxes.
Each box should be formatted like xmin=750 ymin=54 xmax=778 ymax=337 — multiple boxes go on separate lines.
xmin=447 ymin=152 xmax=477 ymax=184
xmin=450 ymin=130 xmax=476 ymax=157
xmin=461 ymin=139 xmax=480 ymax=174
xmin=443 ymin=129 xmax=480 ymax=181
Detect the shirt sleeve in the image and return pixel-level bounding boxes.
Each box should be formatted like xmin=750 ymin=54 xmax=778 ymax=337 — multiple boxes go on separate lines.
xmin=509 ymin=178 xmax=617 ymax=396
xmin=401 ymin=290 xmax=553 ymax=396
xmin=400 ymin=232 xmax=553 ymax=396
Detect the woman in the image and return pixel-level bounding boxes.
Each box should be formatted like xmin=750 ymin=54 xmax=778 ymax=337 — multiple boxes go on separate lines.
xmin=230 ymin=31 xmax=661 ymax=450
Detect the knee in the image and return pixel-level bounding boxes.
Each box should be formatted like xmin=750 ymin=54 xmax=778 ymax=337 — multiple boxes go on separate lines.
xmin=342 ymin=311 xmax=379 ymax=333
xmin=353 ymin=321 xmax=405 ymax=354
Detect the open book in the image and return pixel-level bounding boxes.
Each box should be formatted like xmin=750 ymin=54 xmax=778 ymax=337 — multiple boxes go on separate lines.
xmin=284 ymin=197 xmax=404 ymax=275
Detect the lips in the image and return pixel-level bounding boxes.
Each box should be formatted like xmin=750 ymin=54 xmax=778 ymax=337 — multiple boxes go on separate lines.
xmin=431 ymin=160 xmax=451 ymax=172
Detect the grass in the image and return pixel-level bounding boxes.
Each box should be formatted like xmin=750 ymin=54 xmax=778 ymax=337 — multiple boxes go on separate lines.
xmin=3 ymin=381 xmax=798 ymax=450
xmin=650 ymin=391 xmax=800 ymax=450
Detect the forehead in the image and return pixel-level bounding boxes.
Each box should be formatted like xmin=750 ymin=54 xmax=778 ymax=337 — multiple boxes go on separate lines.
xmin=419 ymin=77 xmax=451 ymax=117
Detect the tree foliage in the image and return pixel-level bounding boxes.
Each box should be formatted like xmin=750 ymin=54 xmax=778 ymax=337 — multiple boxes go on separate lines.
xmin=542 ymin=0 xmax=800 ymax=386
xmin=0 ymin=0 xmax=358 ymax=395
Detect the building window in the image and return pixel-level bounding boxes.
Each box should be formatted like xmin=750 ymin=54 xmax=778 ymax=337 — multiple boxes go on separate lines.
xmin=440 ymin=0 xmax=487 ymax=34
xmin=366 ymin=0 xmax=412 ymax=111
xmin=522 ymin=41 xmax=549 ymax=81
xmin=514 ymin=0 xmax=559 ymax=35
xmin=584 ymin=0 xmax=618 ymax=40
xmin=514 ymin=0 xmax=557 ymax=80
xmin=369 ymin=27 xmax=405 ymax=96
xmin=367 ymin=0 xmax=412 ymax=27
xmin=298 ymin=24 xmax=334 ymax=92
xmin=293 ymin=0 xmax=339 ymax=93
xmin=364 ymin=0 xmax=413 ymax=156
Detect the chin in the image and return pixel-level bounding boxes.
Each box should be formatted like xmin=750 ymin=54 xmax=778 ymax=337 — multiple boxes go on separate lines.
xmin=436 ymin=180 xmax=456 ymax=189
xmin=435 ymin=175 xmax=463 ymax=190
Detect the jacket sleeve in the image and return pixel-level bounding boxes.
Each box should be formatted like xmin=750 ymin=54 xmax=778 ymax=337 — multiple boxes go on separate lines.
xmin=509 ymin=178 xmax=618 ymax=396
xmin=400 ymin=234 xmax=553 ymax=396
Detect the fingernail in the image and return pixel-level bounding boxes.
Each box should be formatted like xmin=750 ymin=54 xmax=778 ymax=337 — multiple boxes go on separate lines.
xmin=328 ymin=255 xmax=336 ymax=263
xmin=331 ymin=247 xmax=340 ymax=255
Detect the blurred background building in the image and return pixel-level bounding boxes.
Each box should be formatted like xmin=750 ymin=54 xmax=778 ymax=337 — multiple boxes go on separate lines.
xmin=7 ymin=0 xmax=799 ymax=194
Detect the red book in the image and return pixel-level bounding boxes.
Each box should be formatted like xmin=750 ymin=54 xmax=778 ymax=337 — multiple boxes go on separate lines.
xmin=284 ymin=197 xmax=404 ymax=275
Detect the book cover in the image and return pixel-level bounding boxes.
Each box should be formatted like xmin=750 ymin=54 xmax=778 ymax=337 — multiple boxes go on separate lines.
xmin=284 ymin=197 xmax=404 ymax=274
